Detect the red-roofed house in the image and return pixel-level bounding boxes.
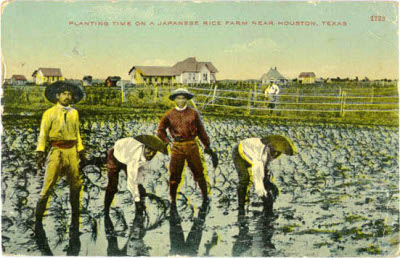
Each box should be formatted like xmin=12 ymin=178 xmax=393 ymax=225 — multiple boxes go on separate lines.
xmin=299 ymin=72 xmax=316 ymax=84
xmin=128 ymin=57 xmax=218 ymax=85
xmin=32 ymin=68 xmax=64 ymax=85
xmin=11 ymin=75 xmax=27 ymax=85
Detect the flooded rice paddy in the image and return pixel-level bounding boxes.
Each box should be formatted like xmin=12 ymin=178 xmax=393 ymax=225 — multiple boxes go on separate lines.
xmin=1 ymin=115 xmax=399 ymax=256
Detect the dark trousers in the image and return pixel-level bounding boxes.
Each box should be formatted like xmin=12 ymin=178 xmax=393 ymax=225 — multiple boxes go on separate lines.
xmin=169 ymin=140 xmax=208 ymax=204
xmin=232 ymin=144 xmax=276 ymax=214
xmin=104 ymin=148 xmax=146 ymax=214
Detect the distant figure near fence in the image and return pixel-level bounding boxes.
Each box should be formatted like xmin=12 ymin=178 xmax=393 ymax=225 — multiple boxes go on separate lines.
xmin=265 ymin=83 xmax=280 ymax=114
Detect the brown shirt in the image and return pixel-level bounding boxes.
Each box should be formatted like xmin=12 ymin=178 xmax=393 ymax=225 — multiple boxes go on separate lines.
xmin=157 ymin=107 xmax=210 ymax=148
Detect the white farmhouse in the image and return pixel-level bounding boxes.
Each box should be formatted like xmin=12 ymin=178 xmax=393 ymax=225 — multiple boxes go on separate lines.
xmin=128 ymin=57 xmax=218 ymax=85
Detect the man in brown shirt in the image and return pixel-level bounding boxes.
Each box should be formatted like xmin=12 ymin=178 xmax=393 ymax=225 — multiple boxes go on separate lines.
xmin=157 ymin=88 xmax=218 ymax=206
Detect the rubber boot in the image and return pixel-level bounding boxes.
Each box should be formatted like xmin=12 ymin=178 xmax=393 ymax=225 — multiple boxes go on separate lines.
xmin=35 ymin=197 xmax=49 ymax=231
xmin=104 ymin=191 xmax=115 ymax=216
xmin=169 ymin=181 xmax=179 ymax=206
xmin=237 ymin=184 xmax=247 ymax=215
xmin=69 ymin=190 xmax=81 ymax=236
xmin=197 ymin=178 xmax=209 ymax=205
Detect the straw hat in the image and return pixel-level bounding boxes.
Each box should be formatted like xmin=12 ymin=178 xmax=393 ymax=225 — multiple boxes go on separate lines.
xmin=261 ymin=135 xmax=297 ymax=156
xmin=45 ymin=81 xmax=85 ymax=104
xmin=134 ymin=135 xmax=168 ymax=155
xmin=169 ymin=88 xmax=194 ymax=101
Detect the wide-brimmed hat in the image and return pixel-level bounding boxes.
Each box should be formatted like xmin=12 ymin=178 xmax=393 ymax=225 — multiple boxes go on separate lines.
xmin=45 ymin=81 xmax=85 ymax=104
xmin=261 ymin=135 xmax=297 ymax=156
xmin=134 ymin=135 xmax=168 ymax=155
xmin=169 ymin=88 xmax=194 ymax=101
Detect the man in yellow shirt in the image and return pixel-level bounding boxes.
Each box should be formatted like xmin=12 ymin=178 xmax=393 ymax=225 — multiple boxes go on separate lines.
xmin=35 ymin=81 xmax=85 ymax=235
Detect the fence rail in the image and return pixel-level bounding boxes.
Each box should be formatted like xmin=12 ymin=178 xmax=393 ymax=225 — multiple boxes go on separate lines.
xmin=2 ymin=84 xmax=398 ymax=118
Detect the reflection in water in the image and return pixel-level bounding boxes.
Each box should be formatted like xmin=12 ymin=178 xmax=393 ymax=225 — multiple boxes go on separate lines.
xmin=232 ymin=210 xmax=276 ymax=257
xmin=34 ymin=223 xmax=81 ymax=256
xmin=104 ymin=204 xmax=150 ymax=256
xmin=169 ymin=203 xmax=208 ymax=256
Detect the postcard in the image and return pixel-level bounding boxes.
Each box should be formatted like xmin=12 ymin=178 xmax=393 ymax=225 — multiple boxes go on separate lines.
xmin=1 ymin=0 xmax=399 ymax=256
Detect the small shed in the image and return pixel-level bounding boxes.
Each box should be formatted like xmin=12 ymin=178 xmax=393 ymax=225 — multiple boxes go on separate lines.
xmin=261 ymin=67 xmax=287 ymax=85
xmin=105 ymin=76 xmax=121 ymax=87
xmin=83 ymin=76 xmax=93 ymax=86
xmin=299 ymin=72 xmax=316 ymax=84
xmin=11 ymin=75 xmax=27 ymax=85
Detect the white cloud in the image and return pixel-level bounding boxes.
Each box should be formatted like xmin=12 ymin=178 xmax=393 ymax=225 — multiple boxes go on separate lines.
xmin=223 ymin=38 xmax=278 ymax=53
xmin=141 ymin=59 xmax=171 ymax=66
xmin=89 ymin=5 xmax=155 ymax=20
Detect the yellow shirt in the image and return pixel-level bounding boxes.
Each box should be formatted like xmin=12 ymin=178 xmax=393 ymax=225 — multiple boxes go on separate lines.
xmin=36 ymin=103 xmax=84 ymax=152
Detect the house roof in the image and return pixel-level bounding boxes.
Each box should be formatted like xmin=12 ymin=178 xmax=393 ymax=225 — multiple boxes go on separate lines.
xmin=11 ymin=75 xmax=27 ymax=80
xmin=106 ymin=76 xmax=121 ymax=82
xmin=129 ymin=57 xmax=218 ymax=76
xmin=173 ymin=57 xmax=218 ymax=74
xmin=299 ymin=72 xmax=316 ymax=78
xmin=134 ymin=66 xmax=175 ymax=76
xmin=32 ymin=68 xmax=63 ymax=77
xmin=261 ymin=67 xmax=286 ymax=81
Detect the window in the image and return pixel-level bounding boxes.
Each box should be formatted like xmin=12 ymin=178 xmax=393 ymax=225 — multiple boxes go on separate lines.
xmin=203 ymin=73 xmax=208 ymax=81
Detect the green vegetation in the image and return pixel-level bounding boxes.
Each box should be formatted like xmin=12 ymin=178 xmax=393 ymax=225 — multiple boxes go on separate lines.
xmin=2 ymin=82 xmax=398 ymax=126
xmin=345 ymin=213 xmax=369 ymax=223
xmin=280 ymin=223 xmax=301 ymax=233
xmin=357 ymin=244 xmax=382 ymax=255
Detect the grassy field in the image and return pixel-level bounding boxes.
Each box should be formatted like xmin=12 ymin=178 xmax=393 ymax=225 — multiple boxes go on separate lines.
xmin=2 ymin=82 xmax=398 ymax=126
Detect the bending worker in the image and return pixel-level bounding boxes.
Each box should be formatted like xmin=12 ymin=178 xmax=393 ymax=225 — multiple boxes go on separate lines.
xmin=104 ymin=135 xmax=168 ymax=215
xmin=157 ymin=88 xmax=218 ymax=207
xmin=233 ymin=135 xmax=296 ymax=215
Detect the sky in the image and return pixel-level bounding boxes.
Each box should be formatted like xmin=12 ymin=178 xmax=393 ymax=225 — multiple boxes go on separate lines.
xmin=1 ymin=0 xmax=399 ymax=80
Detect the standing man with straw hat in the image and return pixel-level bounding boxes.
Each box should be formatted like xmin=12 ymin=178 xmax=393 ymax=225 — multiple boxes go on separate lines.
xmin=157 ymin=88 xmax=218 ymax=207
xmin=265 ymin=83 xmax=280 ymax=114
xmin=104 ymin=135 xmax=168 ymax=215
xmin=233 ymin=135 xmax=296 ymax=215
xmin=35 ymin=81 xmax=86 ymax=235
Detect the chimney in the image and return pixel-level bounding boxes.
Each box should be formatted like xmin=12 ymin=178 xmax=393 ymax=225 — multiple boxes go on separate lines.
xmin=275 ymin=67 xmax=277 ymax=70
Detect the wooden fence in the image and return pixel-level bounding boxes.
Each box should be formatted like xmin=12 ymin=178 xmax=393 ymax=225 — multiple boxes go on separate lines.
xmin=3 ymin=84 xmax=398 ymax=118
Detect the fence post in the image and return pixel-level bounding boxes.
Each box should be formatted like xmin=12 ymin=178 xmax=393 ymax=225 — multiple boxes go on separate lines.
xmin=370 ymin=87 xmax=374 ymax=103
xmin=211 ymin=84 xmax=218 ymax=106
xmin=121 ymin=83 xmax=125 ymax=103
xmin=247 ymin=88 xmax=252 ymax=115
xmin=24 ymin=86 xmax=30 ymax=103
xmin=296 ymin=88 xmax=300 ymax=104
xmin=247 ymin=85 xmax=255 ymax=115
xmin=338 ymin=87 xmax=342 ymax=103
xmin=154 ymin=86 xmax=158 ymax=103
xmin=340 ymin=91 xmax=346 ymax=117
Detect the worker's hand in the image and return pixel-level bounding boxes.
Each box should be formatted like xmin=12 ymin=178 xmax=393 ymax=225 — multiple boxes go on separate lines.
xmin=166 ymin=142 xmax=173 ymax=153
xmin=267 ymin=189 xmax=276 ymax=201
xmin=204 ymin=148 xmax=219 ymax=168
xmin=255 ymin=185 xmax=268 ymax=197
xmin=78 ymin=150 xmax=87 ymax=169
xmin=36 ymin=151 xmax=45 ymax=171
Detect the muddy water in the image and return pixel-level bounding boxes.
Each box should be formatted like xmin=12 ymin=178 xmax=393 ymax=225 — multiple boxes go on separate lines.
xmin=1 ymin=116 xmax=399 ymax=256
